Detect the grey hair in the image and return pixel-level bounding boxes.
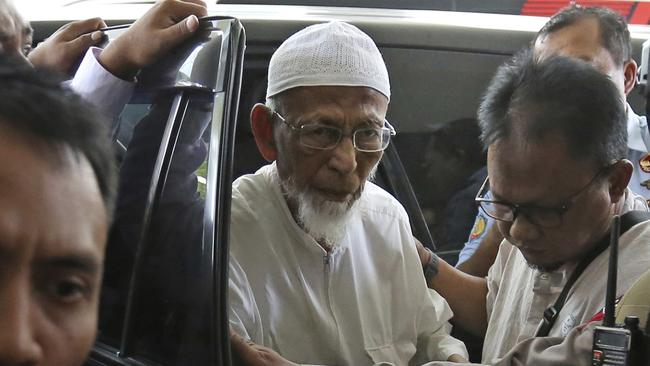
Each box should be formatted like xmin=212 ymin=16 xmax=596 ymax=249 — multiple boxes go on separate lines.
xmin=265 ymin=95 xmax=284 ymax=116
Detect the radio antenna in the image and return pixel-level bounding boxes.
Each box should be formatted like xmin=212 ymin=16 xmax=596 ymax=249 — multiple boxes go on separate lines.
xmin=604 ymin=215 xmax=621 ymax=327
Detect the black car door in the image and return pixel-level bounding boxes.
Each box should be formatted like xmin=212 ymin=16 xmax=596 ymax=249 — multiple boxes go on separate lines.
xmin=86 ymin=17 xmax=245 ymax=366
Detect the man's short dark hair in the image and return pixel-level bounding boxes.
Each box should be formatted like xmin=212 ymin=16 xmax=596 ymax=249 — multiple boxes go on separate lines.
xmin=535 ymin=5 xmax=632 ymax=66
xmin=0 ymin=54 xmax=117 ymax=218
xmin=478 ymin=50 xmax=627 ymax=166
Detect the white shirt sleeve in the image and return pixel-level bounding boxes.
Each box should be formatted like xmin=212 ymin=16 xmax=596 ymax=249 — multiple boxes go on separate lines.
xmin=69 ymin=47 xmax=135 ymax=124
xmin=228 ymin=255 xmax=263 ymax=343
xmin=486 ymin=241 xmax=508 ymax=321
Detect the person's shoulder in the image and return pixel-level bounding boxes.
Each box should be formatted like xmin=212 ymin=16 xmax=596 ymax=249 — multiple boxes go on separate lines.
xmin=231 ymin=164 xmax=276 ymax=216
xmin=622 ymin=218 xmax=650 ymax=244
xmin=233 ymin=164 xmax=273 ymax=196
xmin=362 ymin=180 xmax=395 ymax=198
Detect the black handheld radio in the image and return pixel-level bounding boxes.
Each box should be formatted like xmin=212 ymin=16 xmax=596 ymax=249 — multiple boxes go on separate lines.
xmin=591 ymin=216 xmax=648 ymax=366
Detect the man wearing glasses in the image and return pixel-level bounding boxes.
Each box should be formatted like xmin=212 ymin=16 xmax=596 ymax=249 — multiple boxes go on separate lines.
xmin=423 ymin=51 xmax=650 ymax=366
xmin=228 ymin=21 xmax=468 ymax=365
xmin=456 ymin=5 xmax=650 ymax=279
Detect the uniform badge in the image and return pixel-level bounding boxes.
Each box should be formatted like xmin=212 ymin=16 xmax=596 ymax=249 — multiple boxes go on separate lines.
xmin=469 ymin=215 xmax=487 ymax=241
xmin=560 ymin=314 xmax=577 ymax=337
xmin=639 ymin=153 xmax=650 ymax=173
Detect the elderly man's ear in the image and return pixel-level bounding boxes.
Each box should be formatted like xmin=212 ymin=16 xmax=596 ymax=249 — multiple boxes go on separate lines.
xmin=608 ymin=159 xmax=634 ymax=204
xmin=251 ymin=103 xmax=278 ymax=162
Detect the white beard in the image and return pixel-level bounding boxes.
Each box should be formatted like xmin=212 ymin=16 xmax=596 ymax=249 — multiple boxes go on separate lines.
xmin=294 ymin=190 xmax=355 ymax=246
xmin=271 ymin=168 xmax=368 ymax=247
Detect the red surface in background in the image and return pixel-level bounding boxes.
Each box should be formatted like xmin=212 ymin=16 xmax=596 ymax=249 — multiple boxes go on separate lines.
xmin=521 ymin=0 xmax=650 ymax=24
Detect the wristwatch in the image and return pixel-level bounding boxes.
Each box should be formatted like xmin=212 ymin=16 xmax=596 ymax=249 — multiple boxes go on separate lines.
xmin=423 ymin=247 xmax=439 ymax=283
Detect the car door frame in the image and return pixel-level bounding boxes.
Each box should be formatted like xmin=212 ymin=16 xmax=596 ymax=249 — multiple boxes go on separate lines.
xmin=86 ymin=16 xmax=245 ymax=366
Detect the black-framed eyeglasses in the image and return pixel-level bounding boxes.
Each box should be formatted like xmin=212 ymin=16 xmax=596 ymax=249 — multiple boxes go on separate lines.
xmin=475 ymin=165 xmax=614 ymax=228
xmin=271 ymin=110 xmax=396 ymax=153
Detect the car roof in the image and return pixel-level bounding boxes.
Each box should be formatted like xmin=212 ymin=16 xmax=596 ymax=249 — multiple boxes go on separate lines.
xmin=25 ymin=2 xmax=650 ymax=52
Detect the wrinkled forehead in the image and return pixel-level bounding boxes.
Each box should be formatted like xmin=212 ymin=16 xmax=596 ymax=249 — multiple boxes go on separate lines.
xmin=281 ymin=86 xmax=389 ymax=123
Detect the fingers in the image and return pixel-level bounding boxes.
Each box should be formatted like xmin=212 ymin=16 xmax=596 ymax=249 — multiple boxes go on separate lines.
xmin=97 ymin=0 xmax=208 ymax=79
xmin=180 ymin=0 xmax=208 ymax=6
xmin=58 ymin=17 xmax=107 ymax=40
xmin=164 ymin=14 xmax=200 ymax=41
xmin=230 ymin=332 xmax=259 ymax=364
xmin=230 ymin=330 xmax=256 ymax=350
xmin=160 ymin=0 xmax=208 ymax=22
xmin=69 ymin=31 xmax=105 ymax=51
xmin=147 ymin=0 xmax=207 ymax=46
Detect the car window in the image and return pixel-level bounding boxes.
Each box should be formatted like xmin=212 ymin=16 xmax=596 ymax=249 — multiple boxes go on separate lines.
xmin=98 ymin=92 xmax=159 ymax=350
xmin=98 ymin=88 xmax=217 ymax=364
xmin=384 ymin=49 xmax=510 ymax=260
xmin=124 ymin=90 xmax=214 ymax=364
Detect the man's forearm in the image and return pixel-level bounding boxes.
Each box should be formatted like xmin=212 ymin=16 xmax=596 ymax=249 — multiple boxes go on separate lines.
xmin=455 ymin=254 xmax=490 ymax=278
xmin=428 ymin=258 xmax=488 ymax=337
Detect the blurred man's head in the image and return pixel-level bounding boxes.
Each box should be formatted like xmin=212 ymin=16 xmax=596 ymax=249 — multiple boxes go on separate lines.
xmin=0 ymin=55 xmax=116 ymax=366
xmin=250 ymin=22 xmax=392 ymax=246
xmin=477 ymin=52 xmax=631 ymax=272
xmin=0 ymin=0 xmax=33 ymax=59
xmin=534 ymin=5 xmax=636 ymax=98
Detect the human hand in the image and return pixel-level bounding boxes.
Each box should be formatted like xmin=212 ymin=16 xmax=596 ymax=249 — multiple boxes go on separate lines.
xmin=230 ymin=330 xmax=298 ymax=366
xmin=28 ymin=18 xmax=106 ymax=76
xmin=99 ymin=0 xmax=207 ymax=80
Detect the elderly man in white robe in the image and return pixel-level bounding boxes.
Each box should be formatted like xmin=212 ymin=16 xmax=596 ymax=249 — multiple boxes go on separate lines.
xmin=228 ymin=21 xmax=468 ymax=366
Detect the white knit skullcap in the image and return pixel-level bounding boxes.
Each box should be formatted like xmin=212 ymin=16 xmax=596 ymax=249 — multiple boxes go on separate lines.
xmin=267 ymin=21 xmax=390 ymax=100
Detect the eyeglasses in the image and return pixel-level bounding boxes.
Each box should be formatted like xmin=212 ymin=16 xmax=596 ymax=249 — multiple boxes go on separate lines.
xmin=272 ymin=110 xmax=396 ymax=153
xmin=475 ymin=165 xmax=612 ymax=228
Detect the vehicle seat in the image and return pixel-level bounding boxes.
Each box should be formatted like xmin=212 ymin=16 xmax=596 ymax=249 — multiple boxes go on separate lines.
xmin=616 ymin=268 xmax=650 ymax=330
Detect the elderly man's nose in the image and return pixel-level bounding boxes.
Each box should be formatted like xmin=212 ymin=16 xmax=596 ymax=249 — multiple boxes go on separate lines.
xmin=329 ymin=136 xmax=357 ymax=174
xmin=0 ymin=282 xmax=43 ymax=365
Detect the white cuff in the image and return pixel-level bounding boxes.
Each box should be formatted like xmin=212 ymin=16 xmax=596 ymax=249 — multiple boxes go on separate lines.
xmin=70 ymin=47 xmax=135 ymax=124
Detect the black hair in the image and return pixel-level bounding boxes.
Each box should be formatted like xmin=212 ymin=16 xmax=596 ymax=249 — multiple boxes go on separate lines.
xmin=535 ymin=5 xmax=632 ymax=66
xmin=478 ymin=49 xmax=627 ymax=166
xmin=0 ymin=53 xmax=117 ymax=219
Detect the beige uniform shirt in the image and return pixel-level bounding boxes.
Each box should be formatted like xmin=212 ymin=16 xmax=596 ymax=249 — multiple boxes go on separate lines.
xmin=482 ymin=189 xmax=650 ymax=363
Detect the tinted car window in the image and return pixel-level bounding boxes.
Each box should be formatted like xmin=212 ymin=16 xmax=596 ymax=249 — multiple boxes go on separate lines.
xmin=384 ymin=49 xmax=510 ymax=259
xmin=125 ymin=91 xmax=214 ymax=364
xmin=98 ymin=92 xmax=159 ymax=349
xmin=98 ymin=89 xmax=216 ymax=364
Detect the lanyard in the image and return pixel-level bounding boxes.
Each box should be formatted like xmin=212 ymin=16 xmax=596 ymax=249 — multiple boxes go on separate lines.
xmin=534 ymin=237 xmax=608 ymax=337
xmin=534 ymin=210 xmax=650 ymax=337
